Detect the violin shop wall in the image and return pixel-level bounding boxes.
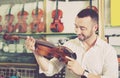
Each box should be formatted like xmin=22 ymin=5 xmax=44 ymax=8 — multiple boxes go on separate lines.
xmin=0 ymin=0 xmax=98 ymax=33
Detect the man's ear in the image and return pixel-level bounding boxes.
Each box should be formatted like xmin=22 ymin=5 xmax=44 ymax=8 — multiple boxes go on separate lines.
xmin=94 ymin=24 xmax=98 ymax=31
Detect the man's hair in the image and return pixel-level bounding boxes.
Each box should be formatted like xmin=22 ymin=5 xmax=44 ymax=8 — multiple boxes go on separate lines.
xmin=77 ymin=9 xmax=98 ymax=24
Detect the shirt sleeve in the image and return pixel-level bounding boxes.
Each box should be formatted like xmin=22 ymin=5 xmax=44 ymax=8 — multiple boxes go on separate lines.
xmin=39 ymin=57 xmax=65 ymax=76
xmin=101 ymin=46 xmax=119 ymax=78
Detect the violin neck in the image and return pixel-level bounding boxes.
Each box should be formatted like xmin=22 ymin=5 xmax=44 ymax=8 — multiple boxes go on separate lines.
xmin=19 ymin=36 xmax=27 ymax=40
xmin=90 ymin=0 xmax=92 ymax=9
xmin=17 ymin=36 xmax=55 ymax=48
xmin=35 ymin=0 xmax=39 ymax=16
xmin=35 ymin=40 xmax=55 ymax=48
xmin=8 ymin=7 xmax=12 ymax=16
xmin=55 ymin=0 xmax=59 ymax=19
xmin=21 ymin=4 xmax=25 ymax=16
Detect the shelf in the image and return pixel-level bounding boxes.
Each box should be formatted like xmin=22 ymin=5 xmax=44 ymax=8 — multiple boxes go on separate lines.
xmin=1 ymin=32 xmax=75 ymax=35
xmin=0 ymin=52 xmax=37 ymax=64
xmin=0 ymin=32 xmax=76 ymax=37
xmin=0 ymin=63 xmax=37 ymax=67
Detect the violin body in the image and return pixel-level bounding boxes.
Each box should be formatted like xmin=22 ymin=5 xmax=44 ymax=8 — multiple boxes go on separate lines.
xmin=30 ymin=9 xmax=45 ymax=33
xmin=14 ymin=11 xmax=28 ymax=33
xmin=14 ymin=22 xmax=27 ymax=33
xmin=52 ymin=9 xmax=63 ymax=18
xmin=30 ymin=22 xmax=44 ymax=33
xmin=50 ymin=9 xmax=64 ymax=32
xmin=5 ymin=14 xmax=14 ymax=33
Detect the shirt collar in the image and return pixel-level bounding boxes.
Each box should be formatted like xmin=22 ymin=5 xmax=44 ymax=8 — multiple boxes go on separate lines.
xmin=76 ymin=36 xmax=102 ymax=47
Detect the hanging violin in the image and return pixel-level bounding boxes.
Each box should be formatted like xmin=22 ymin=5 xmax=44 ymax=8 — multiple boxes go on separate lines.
xmin=30 ymin=0 xmax=45 ymax=33
xmin=0 ymin=15 xmax=2 ymax=33
xmin=5 ymin=5 xmax=14 ymax=33
xmin=14 ymin=3 xmax=28 ymax=33
xmin=3 ymin=33 xmax=77 ymax=63
xmin=50 ymin=0 xmax=64 ymax=32
xmin=86 ymin=0 xmax=98 ymax=13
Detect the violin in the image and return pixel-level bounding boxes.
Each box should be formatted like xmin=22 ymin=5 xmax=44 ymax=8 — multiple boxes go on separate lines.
xmin=30 ymin=0 xmax=45 ymax=33
xmin=0 ymin=15 xmax=2 ymax=33
xmin=87 ymin=0 xmax=98 ymax=13
xmin=5 ymin=5 xmax=14 ymax=33
xmin=86 ymin=6 xmax=98 ymax=13
xmin=14 ymin=4 xmax=28 ymax=33
xmin=3 ymin=33 xmax=77 ymax=63
xmin=50 ymin=0 xmax=64 ymax=32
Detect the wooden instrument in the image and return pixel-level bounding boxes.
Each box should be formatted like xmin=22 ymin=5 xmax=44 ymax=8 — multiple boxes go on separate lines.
xmin=0 ymin=15 xmax=2 ymax=33
xmin=5 ymin=5 xmax=14 ymax=33
xmin=50 ymin=0 xmax=64 ymax=32
xmin=86 ymin=0 xmax=98 ymax=13
xmin=3 ymin=33 xmax=77 ymax=63
xmin=14 ymin=3 xmax=28 ymax=33
xmin=30 ymin=0 xmax=45 ymax=33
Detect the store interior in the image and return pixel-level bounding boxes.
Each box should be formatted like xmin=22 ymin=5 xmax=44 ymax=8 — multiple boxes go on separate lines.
xmin=0 ymin=0 xmax=120 ymax=78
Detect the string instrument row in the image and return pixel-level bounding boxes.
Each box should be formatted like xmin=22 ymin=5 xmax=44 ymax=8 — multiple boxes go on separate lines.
xmin=0 ymin=0 xmax=66 ymax=33
xmin=0 ymin=2 xmax=45 ymax=33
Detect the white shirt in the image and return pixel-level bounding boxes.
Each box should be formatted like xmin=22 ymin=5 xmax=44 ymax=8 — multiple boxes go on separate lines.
xmin=39 ymin=37 xmax=118 ymax=78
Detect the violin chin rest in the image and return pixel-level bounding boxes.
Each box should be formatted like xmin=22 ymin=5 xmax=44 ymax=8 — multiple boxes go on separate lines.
xmin=71 ymin=53 xmax=77 ymax=60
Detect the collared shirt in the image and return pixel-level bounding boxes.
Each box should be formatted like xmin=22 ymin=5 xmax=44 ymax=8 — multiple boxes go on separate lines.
xmin=39 ymin=37 xmax=118 ymax=78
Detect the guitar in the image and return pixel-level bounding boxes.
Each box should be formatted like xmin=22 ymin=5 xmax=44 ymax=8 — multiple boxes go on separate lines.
xmin=14 ymin=3 xmax=28 ymax=33
xmin=5 ymin=5 xmax=14 ymax=33
xmin=30 ymin=0 xmax=45 ymax=33
xmin=50 ymin=0 xmax=64 ymax=32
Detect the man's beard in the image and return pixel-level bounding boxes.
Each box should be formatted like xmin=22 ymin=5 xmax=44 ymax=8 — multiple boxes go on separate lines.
xmin=77 ymin=33 xmax=92 ymax=41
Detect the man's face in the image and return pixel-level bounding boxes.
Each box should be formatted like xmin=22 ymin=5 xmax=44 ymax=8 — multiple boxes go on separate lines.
xmin=74 ymin=16 xmax=96 ymax=41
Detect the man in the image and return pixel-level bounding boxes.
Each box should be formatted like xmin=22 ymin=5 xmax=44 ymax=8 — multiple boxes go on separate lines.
xmin=25 ymin=8 xmax=118 ymax=78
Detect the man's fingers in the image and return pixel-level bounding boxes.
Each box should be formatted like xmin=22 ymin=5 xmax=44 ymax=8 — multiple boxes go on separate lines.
xmin=65 ymin=56 xmax=74 ymax=61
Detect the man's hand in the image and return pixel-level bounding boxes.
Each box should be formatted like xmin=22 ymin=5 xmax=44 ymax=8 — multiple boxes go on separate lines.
xmin=66 ymin=56 xmax=84 ymax=76
xmin=25 ymin=36 xmax=35 ymax=52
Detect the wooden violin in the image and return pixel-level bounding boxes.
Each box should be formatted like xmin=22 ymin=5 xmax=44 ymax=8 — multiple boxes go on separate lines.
xmin=50 ymin=0 xmax=64 ymax=32
xmin=3 ymin=33 xmax=77 ymax=63
xmin=30 ymin=0 xmax=45 ymax=33
xmin=14 ymin=3 xmax=28 ymax=33
xmin=86 ymin=0 xmax=98 ymax=13
xmin=5 ymin=5 xmax=14 ymax=33
xmin=86 ymin=6 xmax=98 ymax=13
xmin=0 ymin=15 xmax=2 ymax=33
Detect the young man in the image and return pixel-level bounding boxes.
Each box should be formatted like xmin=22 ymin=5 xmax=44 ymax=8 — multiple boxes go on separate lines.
xmin=25 ymin=9 xmax=118 ymax=78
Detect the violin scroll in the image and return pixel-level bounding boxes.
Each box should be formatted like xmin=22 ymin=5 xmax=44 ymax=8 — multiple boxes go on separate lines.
xmin=3 ymin=33 xmax=20 ymax=41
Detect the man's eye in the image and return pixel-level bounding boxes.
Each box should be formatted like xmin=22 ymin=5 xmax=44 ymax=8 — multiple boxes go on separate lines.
xmin=80 ymin=27 xmax=86 ymax=30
